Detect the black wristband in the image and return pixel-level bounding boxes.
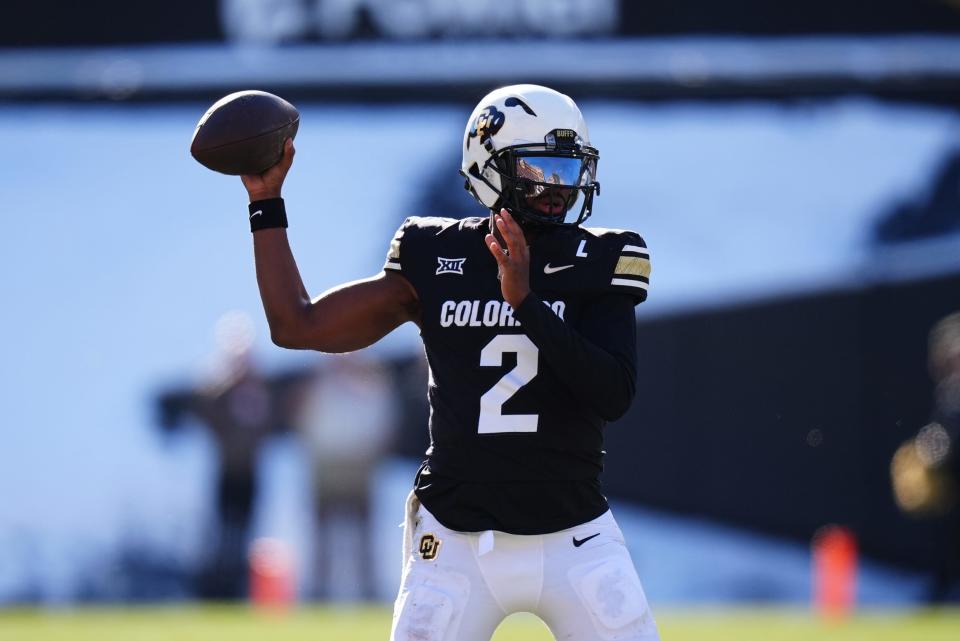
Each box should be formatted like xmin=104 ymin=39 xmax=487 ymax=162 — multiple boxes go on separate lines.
xmin=249 ymin=198 xmax=288 ymax=232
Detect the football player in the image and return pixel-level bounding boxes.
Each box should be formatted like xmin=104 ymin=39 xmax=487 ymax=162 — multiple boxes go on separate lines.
xmin=240 ymin=84 xmax=659 ymax=641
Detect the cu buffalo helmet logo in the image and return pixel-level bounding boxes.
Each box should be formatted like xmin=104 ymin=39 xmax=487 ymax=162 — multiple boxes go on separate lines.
xmin=419 ymin=533 xmax=442 ymax=560
xmin=467 ymin=105 xmax=505 ymax=149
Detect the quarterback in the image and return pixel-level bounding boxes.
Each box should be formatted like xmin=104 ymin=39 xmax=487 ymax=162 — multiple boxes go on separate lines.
xmin=241 ymin=85 xmax=659 ymax=641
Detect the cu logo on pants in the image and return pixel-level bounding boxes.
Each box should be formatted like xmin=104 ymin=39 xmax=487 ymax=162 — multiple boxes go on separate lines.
xmin=419 ymin=533 xmax=442 ymax=561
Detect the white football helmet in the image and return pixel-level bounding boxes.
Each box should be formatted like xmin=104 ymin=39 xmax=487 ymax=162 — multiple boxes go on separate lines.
xmin=460 ymin=84 xmax=599 ymax=227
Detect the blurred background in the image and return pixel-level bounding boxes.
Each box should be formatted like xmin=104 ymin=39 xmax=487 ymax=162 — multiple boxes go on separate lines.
xmin=2 ymin=0 xmax=960 ymax=637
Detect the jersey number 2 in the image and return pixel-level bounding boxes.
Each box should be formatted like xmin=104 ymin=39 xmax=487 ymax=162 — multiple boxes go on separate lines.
xmin=478 ymin=334 xmax=539 ymax=434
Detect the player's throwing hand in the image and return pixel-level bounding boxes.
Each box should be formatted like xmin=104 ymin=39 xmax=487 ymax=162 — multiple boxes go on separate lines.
xmin=242 ymin=138 xmax=295 ymax=201
xmin=485 ymin=208 xmax=531 ymax=308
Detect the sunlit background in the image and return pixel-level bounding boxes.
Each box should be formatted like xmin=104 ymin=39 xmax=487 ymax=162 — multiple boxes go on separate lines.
xmin=2 ymin=1 xmax=960 ymax=639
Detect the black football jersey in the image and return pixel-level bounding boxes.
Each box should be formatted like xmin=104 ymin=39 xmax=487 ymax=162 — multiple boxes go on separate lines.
xmin=384 ymin=216 xmax=650 ymax=534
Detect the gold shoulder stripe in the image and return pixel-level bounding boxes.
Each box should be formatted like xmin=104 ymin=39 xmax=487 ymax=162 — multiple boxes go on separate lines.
xmin=615 ymin=255 xmax=651 ymax=278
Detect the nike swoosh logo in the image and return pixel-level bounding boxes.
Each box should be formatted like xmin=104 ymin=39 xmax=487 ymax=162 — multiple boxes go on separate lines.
xmin=250 ymin=210 xmax=263 ymax=218
xmin=544 ymin=263 xmax=574 ymax=274
xmin=572 ymin=533 xmax=600 ymax=547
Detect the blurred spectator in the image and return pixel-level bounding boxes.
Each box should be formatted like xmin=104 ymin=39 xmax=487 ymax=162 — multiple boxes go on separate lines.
xmin=293 ymin=353 xmax=397 ymax=601
xmin=891 ymin=311 xmax=960 ymax=602
xmin=157 ymin=312 xmax=297 ymax=599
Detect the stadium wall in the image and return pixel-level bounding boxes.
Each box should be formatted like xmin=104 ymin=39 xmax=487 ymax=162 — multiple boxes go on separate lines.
xmin=601 ymin=271 xmax=960 ymax=570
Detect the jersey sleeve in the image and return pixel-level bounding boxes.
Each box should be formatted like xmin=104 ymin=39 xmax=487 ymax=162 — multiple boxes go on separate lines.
xmin=514 ymin=292 xmax=638 ymax=422
xmin=382 ymin=217 xmax=411 ymax=275
xmin=607 ymin=233 xmax=650 ymax=304
xmin=382 ymin=216 xmax=457 ymax=289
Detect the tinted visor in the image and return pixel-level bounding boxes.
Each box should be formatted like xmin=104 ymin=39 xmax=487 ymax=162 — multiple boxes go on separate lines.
xmin=515 ymin=155 xmax=596 ymax=194
xmin=514 ymin=154 xmax=597 ymax=219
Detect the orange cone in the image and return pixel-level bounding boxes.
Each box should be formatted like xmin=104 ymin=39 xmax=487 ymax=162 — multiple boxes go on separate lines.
xmin=812 ymin=525 xmax=858 ymax=620
xmin=249 ymin=537 xmax=295 ymax=612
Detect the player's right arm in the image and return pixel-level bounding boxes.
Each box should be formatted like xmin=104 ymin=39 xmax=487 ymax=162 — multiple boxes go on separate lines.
xmin=242 ymin=140 xmax=420 ymax=353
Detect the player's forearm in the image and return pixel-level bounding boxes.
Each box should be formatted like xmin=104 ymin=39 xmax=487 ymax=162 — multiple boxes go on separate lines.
xmin=252 ymin=228 xmax=314 ymax=347
xmin=514 ymin=293 xmax=638 ymax=421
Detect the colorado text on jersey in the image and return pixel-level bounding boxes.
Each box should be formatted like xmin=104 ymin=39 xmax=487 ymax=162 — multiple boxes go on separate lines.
xmin=439 ymin=299 xmax=566 ymax=328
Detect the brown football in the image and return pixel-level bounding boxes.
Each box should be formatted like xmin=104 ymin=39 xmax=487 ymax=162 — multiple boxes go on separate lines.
xmin=190 ymin=90 xmax=300 ymax=175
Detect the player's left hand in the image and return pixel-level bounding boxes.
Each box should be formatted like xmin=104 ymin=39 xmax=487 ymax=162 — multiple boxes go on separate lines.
xmin=485 ymin=209 xmax=531 ymax=308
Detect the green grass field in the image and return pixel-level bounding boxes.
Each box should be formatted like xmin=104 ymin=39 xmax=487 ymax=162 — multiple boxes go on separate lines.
xmin=2 ymin=606 xmax=959 ymax=641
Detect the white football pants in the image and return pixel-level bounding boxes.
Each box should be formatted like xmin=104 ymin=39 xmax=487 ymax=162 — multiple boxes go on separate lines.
xmin=390 ymin=492 xmax=660 ymax=641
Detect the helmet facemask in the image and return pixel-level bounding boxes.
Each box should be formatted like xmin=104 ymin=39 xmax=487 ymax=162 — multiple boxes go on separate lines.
xmin=467 ymin=128 xmax=600 ymax=229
